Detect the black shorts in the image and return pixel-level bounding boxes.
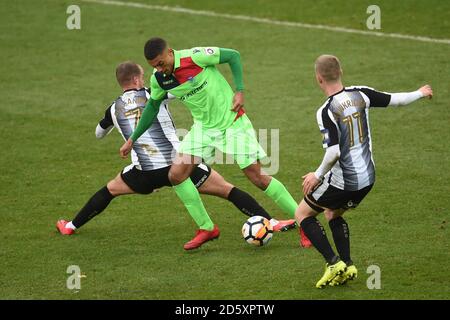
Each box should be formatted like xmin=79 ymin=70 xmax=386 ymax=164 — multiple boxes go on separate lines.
xmin=304 ymin=180 xmax=373 ymax=213
xmin=120 ymin=163 xmax=212 ymax=195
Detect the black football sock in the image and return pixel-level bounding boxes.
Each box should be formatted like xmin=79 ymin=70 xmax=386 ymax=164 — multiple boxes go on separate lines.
xmin=300 ymin=216 xmax=339 ymax=264
xmin=227 ymin=187 xmax=272 ymax=220
xmin=72 ymin=186 xmax=115 ymax=228
xmin=329 ymin=217 xmax=352 ymax=265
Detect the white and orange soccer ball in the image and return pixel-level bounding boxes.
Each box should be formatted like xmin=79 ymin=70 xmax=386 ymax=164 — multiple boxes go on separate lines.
xmin=242 ymin=216 xmax=273 ymax=246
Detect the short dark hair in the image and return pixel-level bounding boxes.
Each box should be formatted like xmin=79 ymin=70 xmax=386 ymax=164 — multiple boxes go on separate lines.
xmin=144 ymin=37 xmax=167 ymax=60
xmin=115 ymin=61 xmax=142 ymax=86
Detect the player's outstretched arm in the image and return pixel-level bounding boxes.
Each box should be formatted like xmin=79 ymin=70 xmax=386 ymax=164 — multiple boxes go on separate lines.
xmin=219 ymin=48 xmax=245 ymax=112
xmin=119 ymin=98 xmax=163 ymax=158
xmin=388 ymin=84 xmax=433 ymax=106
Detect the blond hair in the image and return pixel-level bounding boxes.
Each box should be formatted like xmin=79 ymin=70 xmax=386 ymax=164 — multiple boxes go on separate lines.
xmin=315 ymin=55 xmax=342 ymax=82
xmin=115 ymin=61 xmax=142 ymax=86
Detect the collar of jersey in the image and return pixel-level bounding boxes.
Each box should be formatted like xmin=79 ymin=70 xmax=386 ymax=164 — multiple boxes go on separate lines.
xmin=173 ymin=49 xmax=181 ymax=70
xmin=123 ymin=87 xmax=145 ymax=93
xmin=328 ymin=87 xmax=345 ymax=98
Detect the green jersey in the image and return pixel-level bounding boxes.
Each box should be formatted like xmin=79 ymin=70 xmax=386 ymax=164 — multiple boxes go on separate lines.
xmin=150 ymin=47 xmax=239 ymax=130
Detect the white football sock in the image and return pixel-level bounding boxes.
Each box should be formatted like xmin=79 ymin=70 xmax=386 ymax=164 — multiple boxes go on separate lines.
xmin=65 ymin=221 xmax=76 ymax=230
xmin=270 ymin=218 xmax=279 ymax=227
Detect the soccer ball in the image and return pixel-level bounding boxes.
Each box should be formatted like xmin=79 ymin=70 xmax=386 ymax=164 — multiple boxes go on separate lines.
xmin=242 ymin=216 xmax=273 ymax=246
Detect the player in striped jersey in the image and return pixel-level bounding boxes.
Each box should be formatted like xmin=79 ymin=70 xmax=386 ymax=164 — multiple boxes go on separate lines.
xmin=296 ymin=55 xmax=433 ymax=288
xmin=56 ymin=62 xmax=295 ymax=240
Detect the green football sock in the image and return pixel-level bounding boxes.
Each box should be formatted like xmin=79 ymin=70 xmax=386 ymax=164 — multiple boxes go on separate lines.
xmin=173 ymin=178 xmax=214 ymax=231
xmin=264 ymin=177 xmax=298 ymax=218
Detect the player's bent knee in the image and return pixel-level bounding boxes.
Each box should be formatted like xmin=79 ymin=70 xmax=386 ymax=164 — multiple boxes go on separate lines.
xmin=168 ymin=170 xmax=189 ymax=185
xmin=106 ymin=175 xmax=133 ymax=196
xmin=295 ymin=200 xmax=319 ymax=224
xmin=324 ymin=209 xmax=345 ymax=221
xmin=106 ymin=181 xmax=121 ymax=196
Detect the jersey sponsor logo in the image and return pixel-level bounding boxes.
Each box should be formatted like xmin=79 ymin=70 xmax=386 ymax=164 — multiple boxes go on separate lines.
xmin=162 ymin=79 xmax=174 ymax=85
xmin=192 ymin=48 xmax=201 ymax=54
xmin=141 ymin=144 xmax=159 ymax=155
xmin=155 ymin=72 xmax=180 ymax=90
xmin=180 ymin=80 xmax=208 ymax=101
xmin=204 ymin=47 xmax=215 ymax=55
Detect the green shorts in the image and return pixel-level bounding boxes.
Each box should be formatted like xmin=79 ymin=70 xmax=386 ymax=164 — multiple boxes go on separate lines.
xmin=179 ymin=114 xmax=267 ymax=169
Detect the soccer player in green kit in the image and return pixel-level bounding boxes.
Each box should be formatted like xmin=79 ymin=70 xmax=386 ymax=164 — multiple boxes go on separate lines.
xmin=120 ymin=37 xmax=311 ymax=250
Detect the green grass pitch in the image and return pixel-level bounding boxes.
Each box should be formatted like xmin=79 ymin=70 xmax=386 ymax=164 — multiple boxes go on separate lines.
xmin=1 ymin=0 xmax=449 ymax=299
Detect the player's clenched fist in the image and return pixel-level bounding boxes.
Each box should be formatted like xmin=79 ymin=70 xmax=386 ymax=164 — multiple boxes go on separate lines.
xmin=419 ymin=85 xmax=433 ymax=99
xmin=120 ymin=138 xmax=133 ymax=158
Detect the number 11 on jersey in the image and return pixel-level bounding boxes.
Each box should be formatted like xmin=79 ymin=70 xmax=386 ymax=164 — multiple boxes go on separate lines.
xmin=342 ymin=111 xmax=364 ymax=147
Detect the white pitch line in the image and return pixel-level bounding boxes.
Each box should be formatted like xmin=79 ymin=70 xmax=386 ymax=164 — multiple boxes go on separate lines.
xmin=82 ymin=0 xmax=450 ymax=45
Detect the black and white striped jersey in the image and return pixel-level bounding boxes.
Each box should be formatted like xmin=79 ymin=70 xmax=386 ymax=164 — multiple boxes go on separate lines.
xmin=317 ymin=86 xmax=392 ymax=191
xmin=99 ymin=88 xmax=179 ymax=170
